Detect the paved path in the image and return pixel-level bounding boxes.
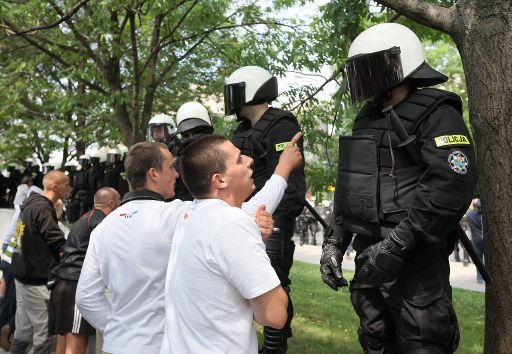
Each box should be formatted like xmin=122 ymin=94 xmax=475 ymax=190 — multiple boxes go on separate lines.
xmin=293 ymin=235 xmax=485 ymax=293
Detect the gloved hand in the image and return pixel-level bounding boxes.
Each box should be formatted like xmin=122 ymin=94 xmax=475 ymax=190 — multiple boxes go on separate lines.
xmin=356 ymin=230 xmax=408 ymax=285
xmin=320 ymin=226 xmax=348 ymax=291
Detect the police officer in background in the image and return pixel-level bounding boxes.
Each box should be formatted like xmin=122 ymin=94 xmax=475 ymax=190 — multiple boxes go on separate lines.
xmin=42 ymin=163 xmax=54 ymax=175
xmin=172 ymin=102 xmax=214 ymax=201
xmin=147 ymin=113 xmax=175 ymax=146
xmin=103 ymin=148 xmax=129 ymax=198
xmin=23 ymin=158 xmax=43 ymax=188
xmin=225 ymin=66 xmax=306 ymax=353
xmin=320 ymin=23 xmax=477 ymax=353
xmin=69 ymin=155 xmax=93 ymax=221
xmin=88 ymin=152 xmax=106 ymax=194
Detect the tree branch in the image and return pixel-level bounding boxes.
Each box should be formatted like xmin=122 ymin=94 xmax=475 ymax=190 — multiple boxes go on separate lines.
xmin=375 ymin=0 xmax=456 ymax=35
xmin=0 ymin=0 xmax=90 ymax=37
xmin=48 ymin=0 xmax=105 ymax=69
xmin=128 ymin=9 xmax=141 ymax=127
xmin=290 ymin=67 xmax=343 ymax=111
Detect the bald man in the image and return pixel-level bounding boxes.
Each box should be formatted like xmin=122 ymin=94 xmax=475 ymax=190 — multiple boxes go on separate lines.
xmin=48 ymin=187 xmax=120 ymax=354
xmin=10 ymin=171 xmax=72 ymax=354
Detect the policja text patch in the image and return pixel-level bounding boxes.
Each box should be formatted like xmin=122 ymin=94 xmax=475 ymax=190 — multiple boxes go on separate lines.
xmin=433 ymin=135 xmax=470 ymax=148
xmin=275 ymin=142 xmax=289 ymax=152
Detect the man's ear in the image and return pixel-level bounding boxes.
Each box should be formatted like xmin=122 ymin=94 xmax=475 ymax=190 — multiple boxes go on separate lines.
xmin=147 ymin=167 xmax=158 ymax=183
xmin=212 ymin=173 xmax=227 ymax=189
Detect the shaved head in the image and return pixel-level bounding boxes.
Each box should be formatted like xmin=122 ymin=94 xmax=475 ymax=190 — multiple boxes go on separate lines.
xmin=93 ymin=187 xmax=121 ymax=214
xmin=42 ymin=170 xmax=71 ymax=202
xmin=42 ymin=170 xmax=68 ymax=190
xmin=94 ymin=187 xmax=120 ymax=205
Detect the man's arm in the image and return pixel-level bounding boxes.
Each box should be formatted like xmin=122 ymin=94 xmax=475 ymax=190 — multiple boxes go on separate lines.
xmin=39 ymin=208 xmax=65 ymax=257
xmin=75 ymin=232 xmax=111 ymax=332
xmin=249 ymin=285 xmax=288 ymax=329
xmin=242 ymin=132 xmax=303 ymax=214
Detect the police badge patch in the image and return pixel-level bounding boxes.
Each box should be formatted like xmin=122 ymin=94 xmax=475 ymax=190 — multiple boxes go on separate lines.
xmin=447 ymin=150 xmax=469 ymax=175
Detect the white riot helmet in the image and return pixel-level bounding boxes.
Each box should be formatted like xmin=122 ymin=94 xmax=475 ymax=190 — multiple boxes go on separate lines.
xmin=345 ymin=23 xmax=447 ymax=103
xmin=224 ymin=66 xmax=278 ymax=116
xmin=42 ymin=162 xmax=55 ymax=174
xmin=147 ymin=113 xmax=175 ymax=144
xmin=176 ymin=102 xmax=213 ymax=136
xmin=78 ymin=155 xmax=90 ymax=167
xmin=64 ymin=161 xmax=77 ymax=173
xmin=106 ymin=148 xmax=121 ymax=164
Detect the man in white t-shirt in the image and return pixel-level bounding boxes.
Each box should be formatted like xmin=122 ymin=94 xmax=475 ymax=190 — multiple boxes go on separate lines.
xmin=76 ymin=139 xmax=301 ymax=354
xmin=161 ymin=133 xmax=302 ymax=354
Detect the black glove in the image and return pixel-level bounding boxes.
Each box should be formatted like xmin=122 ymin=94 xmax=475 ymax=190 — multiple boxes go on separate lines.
xmin=356 ymin=231 xmax=408 ymax=285
xmin=320 ymin=225 xmax=348 ymax=291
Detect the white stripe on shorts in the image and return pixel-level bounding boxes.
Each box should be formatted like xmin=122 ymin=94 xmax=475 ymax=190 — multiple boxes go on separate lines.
xmin=72 ymin=305 xmax=82 ymax=334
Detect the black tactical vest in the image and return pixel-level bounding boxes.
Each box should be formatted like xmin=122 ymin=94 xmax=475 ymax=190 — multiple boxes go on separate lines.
xmin=335 ymin=88 xmax=462 ymax=237
xmin=232 ymin=108 xmax=298 ymax=191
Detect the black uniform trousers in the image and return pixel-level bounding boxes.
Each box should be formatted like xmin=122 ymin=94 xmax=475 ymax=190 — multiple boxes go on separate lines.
xmin=350 ymin=235 xmax=460 ymax=354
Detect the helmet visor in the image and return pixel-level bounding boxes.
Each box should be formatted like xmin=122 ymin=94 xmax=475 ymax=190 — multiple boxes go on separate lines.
xmin=147 ymin=124 xmax=172 ymax=144
xmin=345 ymin=47 xmax=404 ymax=103
xmin=224 ymin=82 xmax=246 ymax=115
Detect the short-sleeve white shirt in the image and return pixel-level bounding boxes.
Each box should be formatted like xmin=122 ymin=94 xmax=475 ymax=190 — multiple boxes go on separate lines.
xmin=160 ymin=199 xmax=280 ymax=354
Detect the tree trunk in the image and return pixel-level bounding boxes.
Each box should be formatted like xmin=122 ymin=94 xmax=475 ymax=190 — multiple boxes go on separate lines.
xmin=452 ymin=1 xmax=512 ymax=352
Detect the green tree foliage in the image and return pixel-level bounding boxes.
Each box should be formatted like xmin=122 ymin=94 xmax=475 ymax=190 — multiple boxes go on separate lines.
xmin=0 ymin=0 xmax=304 ymax=164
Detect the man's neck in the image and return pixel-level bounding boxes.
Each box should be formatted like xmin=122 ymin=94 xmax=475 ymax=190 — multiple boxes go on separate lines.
xmin=41 ymin=191 xmax=57 ymax=204
xmin=94 ymin=205 xmax=111 ymax=215
xmin=205 ymin=191 xmax=242 ymax=209
xmin=385 ymin=83 xmax=412 ymax=107
xmin=243 ymin=104 xmax=270 ymax=126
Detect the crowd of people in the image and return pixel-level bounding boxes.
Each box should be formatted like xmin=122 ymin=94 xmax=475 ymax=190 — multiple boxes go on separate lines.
xmin=0 ymin=22 xmax=485 ymax=354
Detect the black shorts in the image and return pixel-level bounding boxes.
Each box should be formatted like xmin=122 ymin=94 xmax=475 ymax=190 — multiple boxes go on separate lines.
xmin=48 ymin=279 xmax=96 ymax=336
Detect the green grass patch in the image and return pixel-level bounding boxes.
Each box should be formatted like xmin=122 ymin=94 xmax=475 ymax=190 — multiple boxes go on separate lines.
xmin=257 ymin=261 xmax=484 ymax=353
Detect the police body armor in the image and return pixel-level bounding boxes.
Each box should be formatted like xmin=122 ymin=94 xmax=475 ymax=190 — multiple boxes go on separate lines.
xmin=335 ymin=88 xmax=462 ymax=238
xmin=232 ymin=108 xmax=298 ymax=190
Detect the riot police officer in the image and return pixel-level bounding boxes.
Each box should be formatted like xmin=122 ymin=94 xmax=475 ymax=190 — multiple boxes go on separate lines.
xmin=172 ymin=102 xmax=214 ymax=201
xmin=42 ymin=162 xmax=55 ymax=175
xmin=225 ymin=66 xmax=306 ymax=353
xmin=88 ymin=152 xmax=105 ymax=194
xmin=320 ymin=23 xmax=477 ymax=353
xmin=147 ymin=113 xmax=175 ymax=145
xmin=23 ymin=158 xmax=43 ymax=188
xmin=70 ymin=155 xmax=93 ymax=221
xmin=103 ymin=148 xmax=129 ymax=198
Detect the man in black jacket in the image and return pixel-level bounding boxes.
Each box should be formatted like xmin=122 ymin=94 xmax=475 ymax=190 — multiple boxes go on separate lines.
xmin=10 ymin=170 xmax=71 ymax=354
xmin=320 ymin=23 xmax=477 ymax=353
xmin=48 ymin=187 xmax=120 ymax=354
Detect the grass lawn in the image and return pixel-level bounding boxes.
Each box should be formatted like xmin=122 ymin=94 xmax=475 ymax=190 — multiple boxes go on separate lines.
xmin=257 ymin=261 xmax=484 ymax=353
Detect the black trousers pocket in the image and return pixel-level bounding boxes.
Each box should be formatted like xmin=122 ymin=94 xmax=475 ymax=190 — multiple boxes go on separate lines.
xmin=399 ymin=288 xmax=460 ymax=353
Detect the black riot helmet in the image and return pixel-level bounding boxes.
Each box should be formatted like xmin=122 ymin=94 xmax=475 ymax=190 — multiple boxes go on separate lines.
xmin=346 ymin=23 xmax=447 ymax=103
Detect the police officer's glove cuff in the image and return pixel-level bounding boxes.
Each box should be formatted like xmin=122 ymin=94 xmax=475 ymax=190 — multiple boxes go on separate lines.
xmin=320 ymin=243 xmax=348 ymax=291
